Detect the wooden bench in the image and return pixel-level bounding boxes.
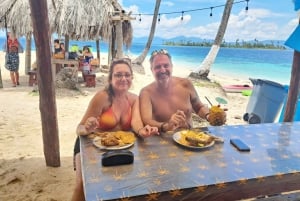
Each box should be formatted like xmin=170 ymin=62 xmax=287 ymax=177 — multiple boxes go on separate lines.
xmin=28 ymin=70 xmax=37 ymax=86
xmin=84 ymin=73 xmax=96 ymax=87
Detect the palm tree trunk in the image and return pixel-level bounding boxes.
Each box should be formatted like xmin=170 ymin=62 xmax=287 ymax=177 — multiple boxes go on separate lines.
xmin=132 ymin=0 xmax=161 ymax=73
xmin=190 ymin=0 xmax=234 ymax=79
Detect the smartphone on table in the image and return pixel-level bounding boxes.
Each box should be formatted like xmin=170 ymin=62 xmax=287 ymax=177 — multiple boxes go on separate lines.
xmin=230 ymin=138 xmax=250 ymax=152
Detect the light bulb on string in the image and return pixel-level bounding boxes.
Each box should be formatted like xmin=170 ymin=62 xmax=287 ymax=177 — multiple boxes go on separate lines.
xmin=245 ymin=0 xmax=249 ymax=12
xmin=210 ymin=7 xmax=213 ymax=17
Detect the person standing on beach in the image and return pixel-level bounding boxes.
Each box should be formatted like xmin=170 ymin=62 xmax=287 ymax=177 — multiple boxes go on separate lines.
xmin=3 ymin=31 xmax=24 ymax=87
xmin=71 ymin=58 xmax=159 ymax=201
xmin=139 ymin=49 xmax=226 ymax=132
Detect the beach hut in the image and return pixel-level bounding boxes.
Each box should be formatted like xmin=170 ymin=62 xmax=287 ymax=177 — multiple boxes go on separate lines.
xmin=0 ymin=0 xmax=133 ymax=167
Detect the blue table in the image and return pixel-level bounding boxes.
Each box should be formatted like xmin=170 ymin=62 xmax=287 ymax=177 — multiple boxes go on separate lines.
xmin=80 ymin=122 xmax=300 ymax=201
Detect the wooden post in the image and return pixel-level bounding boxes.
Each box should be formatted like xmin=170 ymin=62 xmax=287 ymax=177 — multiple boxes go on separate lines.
xmin=96 ymin=39 xmax=100 ymax=59
xmin=29 ymin=0 xmax=60 ymax=167
xmin=283 ymin=17 xmax=300 ymax=122
xmin=64 ymin=34 xmax=69 ymax=52
xmin=25 ymin=33 xmax=32 ymax=74
xmin=284 ymin=51 xmax=300 ymax=122
xmin=110 ymin=12 xmax=135 ymax=59
xmin=116 ymin=20 xmax=123 ymax=58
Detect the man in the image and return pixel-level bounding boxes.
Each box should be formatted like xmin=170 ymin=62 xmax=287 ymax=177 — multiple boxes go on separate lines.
xmin=139 ymin=49 xmax=225 ymax=132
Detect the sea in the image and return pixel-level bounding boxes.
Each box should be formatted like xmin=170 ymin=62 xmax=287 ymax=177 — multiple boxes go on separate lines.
xmin=1 ymin=37 xmax=294 ymax=85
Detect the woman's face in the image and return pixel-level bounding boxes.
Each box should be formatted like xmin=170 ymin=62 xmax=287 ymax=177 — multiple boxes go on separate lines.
xmin=110 ymin=63 xmax=133 ymax=92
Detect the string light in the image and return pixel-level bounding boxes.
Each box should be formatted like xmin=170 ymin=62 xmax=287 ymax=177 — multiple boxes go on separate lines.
xmin=245 ymin=0 xmax=249 ymax=12
xmin=130 ymin=0 xmax=250 ymax=22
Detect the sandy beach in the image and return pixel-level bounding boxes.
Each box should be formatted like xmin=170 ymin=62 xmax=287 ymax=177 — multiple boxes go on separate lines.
xmin=0 ymin=51 xmax=252 ymax=200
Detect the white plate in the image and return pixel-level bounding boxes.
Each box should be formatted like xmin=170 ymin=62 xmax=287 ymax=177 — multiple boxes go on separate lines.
xmin=173 ymin=131 xmax=215 ymax=150
xmin=93 ymin=136 xmax=134 ymax=150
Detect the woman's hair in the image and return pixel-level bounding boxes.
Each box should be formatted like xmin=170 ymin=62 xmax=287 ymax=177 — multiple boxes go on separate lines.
xmin=83 ymin=46 xmax=91 ymax=52
xmin=105 ymin=58 xmax=132 ymax=103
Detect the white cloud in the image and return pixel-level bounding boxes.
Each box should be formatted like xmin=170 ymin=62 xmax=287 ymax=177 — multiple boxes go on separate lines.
xmin=162 ymin=1 xmax=174 ymax=7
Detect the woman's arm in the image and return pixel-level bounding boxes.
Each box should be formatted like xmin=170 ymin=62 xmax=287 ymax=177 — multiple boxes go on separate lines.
xmin=76 ymin=91 xmax=107 ymax=136
xmin=131 ymin=94 xmax=159 ymax=137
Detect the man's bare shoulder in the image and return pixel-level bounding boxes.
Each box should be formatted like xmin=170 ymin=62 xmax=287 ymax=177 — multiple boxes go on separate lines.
xmin=172 ymin=76 xmax=193 ymax=88
xmin=140 ymin=82 xmax=156 ymax=95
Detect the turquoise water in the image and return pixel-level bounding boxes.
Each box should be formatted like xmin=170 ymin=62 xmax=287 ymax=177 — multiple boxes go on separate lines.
xmin=1 ymin=38 xmax=294 ymax=85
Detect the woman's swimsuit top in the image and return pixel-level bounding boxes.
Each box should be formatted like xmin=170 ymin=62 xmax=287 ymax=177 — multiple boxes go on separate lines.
xmin=7 ymin=38 xmax=19 ymax=53
xmin=98 ymin=99 xmax=132 ymax=131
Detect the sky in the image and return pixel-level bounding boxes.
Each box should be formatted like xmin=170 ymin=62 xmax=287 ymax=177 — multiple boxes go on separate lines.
xmin=120 ymin=0 xmax=299 ymax=42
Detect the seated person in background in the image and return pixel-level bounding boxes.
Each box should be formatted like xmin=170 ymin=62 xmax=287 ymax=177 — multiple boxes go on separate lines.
xmin=82 ymin=46 xmax=93 ymax=63
xmin=59 ymin=42 xmax=65 ymax=54
xmin=139 ymin=49 xmax=226 ymax=132
xmin=71 ymin=58 xmax=159 ymax=201
xmin=53 ymin=39 xmax=62 ymax=54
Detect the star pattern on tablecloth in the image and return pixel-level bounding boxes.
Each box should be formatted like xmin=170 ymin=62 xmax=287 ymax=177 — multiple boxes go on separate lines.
xmin=104 ymin=185 xmax=113 ymax=192
xmin=148 ymin=152 xmax=159 ymax=159
xmin=152 ymin=178 xmax=162 ymax=186
xmin=157 ymin=166 xmax=170 ymax=175
xmin=275 ymin=173 xmax=283 ymax=179
xmin=146 ymin=191 xmax=160 ymax=201
xmin=195 ymin=185 xmax=208 ymax=192
xmin=196 ymin=173 xmax=205 ymax=179
xmin=232 ymin=158 xmax=244 ymax=166
xmin=168 ymin=152 xmax=177 ymax=157
xmin=169 ymin=187 xmax=183 ymax=197
xmin=256 ymin=176 xmax=265 ymax=183
xmin=197 ymin=164 xmax=209 ymax=170
xmin=113 ymin=171 xmax=124 ymax=181
xmin=179 ymin=164 xmax=190 ymax=172
xmin=238 ymin=178 xmax=248 ymax=185
xmin=137 ymin=170 xmax=149 ymax=178
xmin=159 ymin=139 xmax=169 ymax=145
xmin=217 ymin=161 xmax=227 ymax=168
xmin=216 ymin=181 xmax=226 ymax=189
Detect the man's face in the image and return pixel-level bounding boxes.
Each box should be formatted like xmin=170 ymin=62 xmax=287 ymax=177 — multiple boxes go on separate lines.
xmin=151 ymin=54 xmax=173 ymax=84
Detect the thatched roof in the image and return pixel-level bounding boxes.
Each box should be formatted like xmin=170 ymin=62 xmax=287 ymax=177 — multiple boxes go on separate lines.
xmin=0 ymin=0 xmax=133 ymax=46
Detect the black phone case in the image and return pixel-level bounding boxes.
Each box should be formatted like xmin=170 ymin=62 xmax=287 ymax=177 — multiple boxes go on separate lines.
xmin=102 ymin=150 xmax=134 ymax=166
xmin=230 ymin=139 xmax=250 ymax=152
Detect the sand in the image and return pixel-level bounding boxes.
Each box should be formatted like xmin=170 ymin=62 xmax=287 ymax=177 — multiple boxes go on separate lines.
xmin=0 ymin=51 xmax=251 ymax=201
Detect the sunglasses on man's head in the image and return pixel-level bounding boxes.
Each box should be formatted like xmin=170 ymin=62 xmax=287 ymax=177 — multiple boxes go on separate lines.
xmin=151 ymin=49 xmax=169 ymax=57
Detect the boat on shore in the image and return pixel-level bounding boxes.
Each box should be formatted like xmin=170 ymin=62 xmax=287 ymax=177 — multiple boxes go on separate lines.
xmin=222 ymin=84 xmax=253 ymax=93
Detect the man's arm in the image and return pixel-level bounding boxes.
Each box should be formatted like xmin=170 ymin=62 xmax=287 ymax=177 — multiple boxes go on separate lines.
xmin=139 ymin=88 xmax=164 ymax=129
xmin=188 ymin=81 xmax=210 ymax=120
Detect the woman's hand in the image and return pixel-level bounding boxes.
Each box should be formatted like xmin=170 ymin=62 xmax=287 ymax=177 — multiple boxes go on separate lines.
xmin=78 ymin=117 xmax=99 ymax=135
xmin=138 ymin=125 xmax=159 ymax=138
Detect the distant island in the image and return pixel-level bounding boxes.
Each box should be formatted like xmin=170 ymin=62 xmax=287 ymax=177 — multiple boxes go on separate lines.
xmin=163 ymin=39 xmax=286 ymax=50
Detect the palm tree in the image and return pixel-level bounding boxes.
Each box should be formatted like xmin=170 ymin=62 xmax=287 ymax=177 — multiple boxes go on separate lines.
xmin=189 ymin=0 xmax=234 ymax=79
xmin=132 ymin=0 xmax=161 ymax=74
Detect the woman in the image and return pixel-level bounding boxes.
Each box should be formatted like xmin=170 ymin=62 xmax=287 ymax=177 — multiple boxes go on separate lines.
xmin=82 ymin=46 xmax=93 ymax=63
xmin=3 ymin=32 xmax=23 ymax=87
xmin=71 ymin=58 xmax=159 ymax=201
